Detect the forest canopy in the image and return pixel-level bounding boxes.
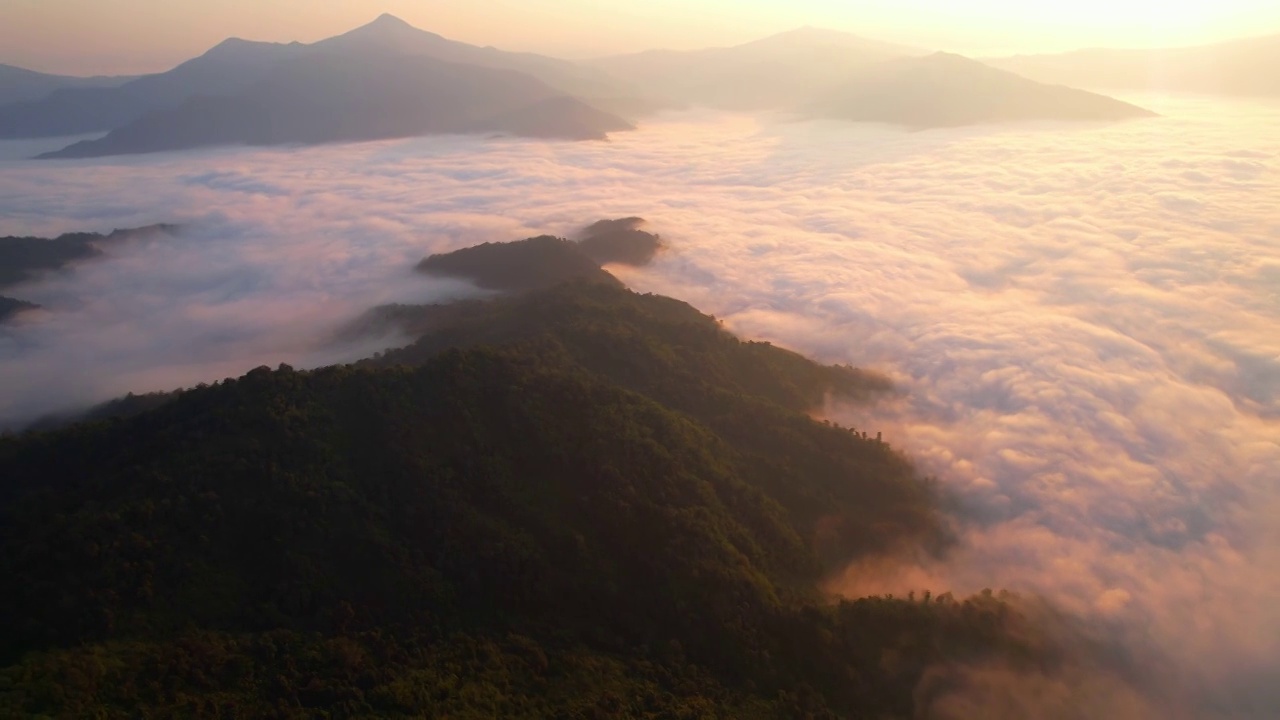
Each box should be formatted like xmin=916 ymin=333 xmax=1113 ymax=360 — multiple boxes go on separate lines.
xmin=1 ymin=230 xmax=1070 ymax=718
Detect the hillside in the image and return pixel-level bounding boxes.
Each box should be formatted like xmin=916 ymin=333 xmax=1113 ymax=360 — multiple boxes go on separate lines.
xmin=0 ymin=235 xmax=1069 ymax=717
xmin=809 ymin=52 xmax=1156 ymax=128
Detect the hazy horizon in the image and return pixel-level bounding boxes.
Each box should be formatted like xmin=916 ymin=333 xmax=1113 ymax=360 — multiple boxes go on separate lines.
xmin=4 ymin=0 xmax=1280 ymax=76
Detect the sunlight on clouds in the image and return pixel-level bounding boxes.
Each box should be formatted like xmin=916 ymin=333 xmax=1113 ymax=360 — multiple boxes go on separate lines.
xmin=1 ymin=93 xmax=1278 ymax=715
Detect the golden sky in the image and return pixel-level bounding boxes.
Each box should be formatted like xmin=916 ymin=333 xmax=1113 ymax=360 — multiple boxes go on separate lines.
xmin=4 ymin=0 xmax=1280 ymax=75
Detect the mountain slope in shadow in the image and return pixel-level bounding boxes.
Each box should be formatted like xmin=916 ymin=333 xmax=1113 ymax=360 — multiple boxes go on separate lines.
xmin=808 ymin=52 xmax=1156 ymax=128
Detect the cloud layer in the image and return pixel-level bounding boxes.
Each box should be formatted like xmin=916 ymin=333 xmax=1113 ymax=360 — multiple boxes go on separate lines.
xmin=2 ymin=93 xmax=1278 ymax=716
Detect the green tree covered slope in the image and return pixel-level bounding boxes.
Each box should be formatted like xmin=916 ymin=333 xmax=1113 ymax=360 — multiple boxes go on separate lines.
xmin=0 ymin=264 xmax=1060 ymax=718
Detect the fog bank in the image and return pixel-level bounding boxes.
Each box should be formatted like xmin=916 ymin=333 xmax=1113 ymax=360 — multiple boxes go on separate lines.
xmin=2 ymin=94 xmax=1277 ymax=716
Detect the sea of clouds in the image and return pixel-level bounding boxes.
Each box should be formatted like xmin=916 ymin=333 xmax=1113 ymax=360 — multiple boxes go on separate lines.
xmin=1 ymin=94 xmax=1277 ymax=717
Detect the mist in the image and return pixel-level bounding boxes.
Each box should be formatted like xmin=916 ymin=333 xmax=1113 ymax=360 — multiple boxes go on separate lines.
xmin=2 ymin=93 xmax=1278 ymax=716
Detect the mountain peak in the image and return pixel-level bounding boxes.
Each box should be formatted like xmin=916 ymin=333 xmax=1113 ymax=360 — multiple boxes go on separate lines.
xmin=369 ymin=13 xmax=413 ymax=29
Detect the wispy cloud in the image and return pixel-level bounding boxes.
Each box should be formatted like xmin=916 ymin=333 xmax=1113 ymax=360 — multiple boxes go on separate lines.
xmin=1 ymin=94 xmax=1277 ymax=716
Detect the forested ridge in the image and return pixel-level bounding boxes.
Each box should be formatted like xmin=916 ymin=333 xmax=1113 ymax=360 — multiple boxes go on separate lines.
xmin=0 ymin=239 xmax=1063 ymax=718
xmin=0 ymin=225 xmax=178 ymax=323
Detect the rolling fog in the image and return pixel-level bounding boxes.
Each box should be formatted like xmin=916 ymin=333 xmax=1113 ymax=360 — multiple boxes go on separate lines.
xmin=2 ymin=94 xmax=1278 ymax=716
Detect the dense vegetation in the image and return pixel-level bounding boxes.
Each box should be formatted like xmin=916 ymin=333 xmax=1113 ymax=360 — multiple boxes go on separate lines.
xmin=0 ymin=248 xmax=1063 ymax=717
xmin=417 ymin=235 xmax=624 ymax=292
xmin=576 ymin=217 xmax=663 ymax=267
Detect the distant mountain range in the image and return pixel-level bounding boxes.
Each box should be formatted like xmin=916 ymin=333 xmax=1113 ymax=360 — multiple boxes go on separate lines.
xmin=39 ymin=49 xmax=633 ymax=159
xmin=0 ymin=14 xmax=1221 ymax=158
xmin=987 ymin=34 xmax=1280 ymax=96
xmin=592 ymin=27 xmax=919 ymax=111
xmin=0 ymin=64 xmax=132 ymax=107
xmin=808 ymin=52 xmax=1155 ymax=127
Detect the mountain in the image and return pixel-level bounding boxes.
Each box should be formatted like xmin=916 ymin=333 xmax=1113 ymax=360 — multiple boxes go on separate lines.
xmin=986 ymin=34 xmax=1280 ymax=97
xmin=576 ymin=216 xmax=664 ymax=266
xmin=808 ymin=52 xmax=1156 ymax=128
xmin=0 ymin=232 xmax=1071 ymax=716
xmin=414 ymin=220 xmax=662 ymax=293
xmin=37 ymin=50 xmax=632 ymax=159
xmin=0 ymin=14 xmax=629 ymax=141
xmin=0 ymin=39 xmax=305 ymax=138
xmin=594 ymin=27 xmax=921 ymax=110
xmin=418 ymin=235 xmax=624 ymax=292
xmin=314 ymin=13 xmax=625 ymax=100
xmin=0 ymin=63 xmax=132 ymax=106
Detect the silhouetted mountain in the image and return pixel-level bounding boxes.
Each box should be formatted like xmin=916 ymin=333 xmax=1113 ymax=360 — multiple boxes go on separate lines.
xmin=986 ymin=34 xmax=1280 ymax=97
xmin=315 ymin=13 xmax=625 ymax=100
xmin=808 ymin=52 xmax=1156 ymax=127
xmin=0 ymin=40 xmax=304 ymax=138
xmin=413 ymin=220 xmax=663 ymax=294
xmin=594 ymin=26 xmax=920 ymax=110
xmin=0 ymin=224 xmax=178 ymax=289
xmin=417 ymin=235 xmax=622 ymax=292
xmin=577 ymin=216 xmax=664 ymax=265
xmin=0 ymin=63 xmax=132 ymax=106
xmin=1 ymin=14 xmax=630 ymax=141
xmin=38 ymin=50 xmax=632 ymax=159
xmin=0 ymin=296 xmax=37 ymax=323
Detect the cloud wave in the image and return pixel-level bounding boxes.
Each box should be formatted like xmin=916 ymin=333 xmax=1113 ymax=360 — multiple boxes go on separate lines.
xmin=1 ymin=93 xmax=1278 ymax=716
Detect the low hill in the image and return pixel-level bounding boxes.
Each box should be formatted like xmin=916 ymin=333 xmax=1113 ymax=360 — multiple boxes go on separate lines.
xmin=577 ymin=216 xmax=664 ymax=266
xmin=416 ymin=235 xmax=624 ymax=292
xmin=0 ymin=235 xmax=1074 ymax=717
xmin=414 ymin=220 xmax=663 ymax=293
xmin=809 ymin=52 xmax=1156 ymax=128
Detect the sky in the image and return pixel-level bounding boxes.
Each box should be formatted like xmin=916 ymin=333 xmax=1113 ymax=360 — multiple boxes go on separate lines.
xmin=3 ymin=0 xmax=1280 ymax=75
